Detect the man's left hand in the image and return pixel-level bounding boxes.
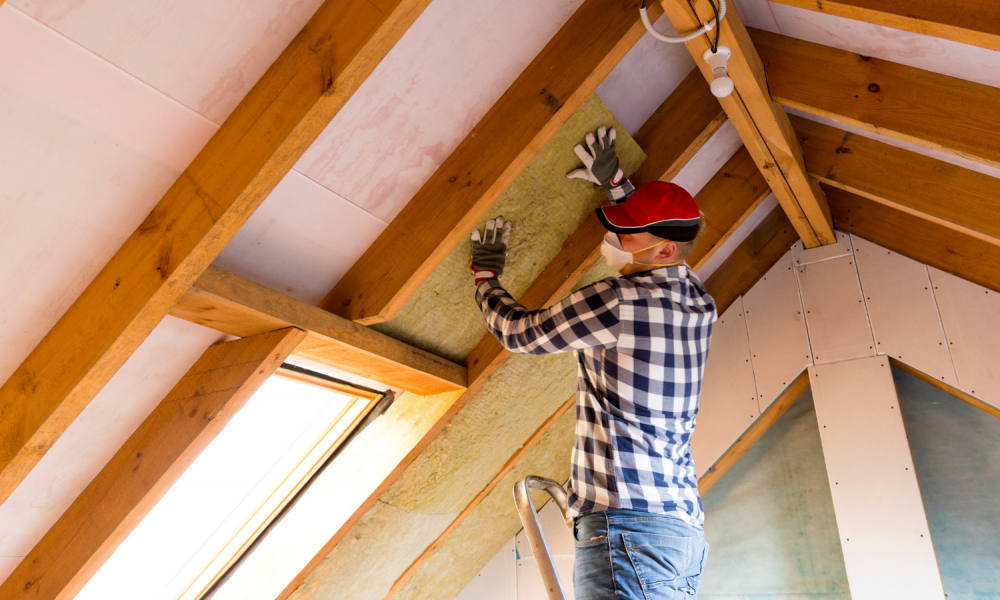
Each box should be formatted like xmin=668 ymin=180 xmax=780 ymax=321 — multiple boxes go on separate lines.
xmin=471 ymin=217 xmax=511 ymax=284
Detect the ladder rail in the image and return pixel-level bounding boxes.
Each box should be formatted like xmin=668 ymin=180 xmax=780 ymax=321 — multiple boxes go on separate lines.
xmin=513 ymin=476 xmax=573 ymax=600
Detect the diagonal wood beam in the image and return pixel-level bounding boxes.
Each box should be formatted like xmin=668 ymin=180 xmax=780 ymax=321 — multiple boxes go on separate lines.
xmin=704 ymin=203 xmax=801 ymax=315
xmin=321 ymin=0 xmax=666 ymax=324
xmin=465 ymin=71 xmax=725 ymax=395
xmin=0 ymin=328 xmax=306 ymax=600
xmin=699 ymin=369 xmax=809 ymax=494
xmin=0 ymin=0 xmax=432 ymax=507
xmin=792 ymin=115 xmax=1000 ymax=249
xmin=687 ymin=145 xmax=771 ymax=270
xmin=825 ymin=184 xmax=1000 ymax=295
xmin=384 ymin=394 xmax=576 ymax=599
xmin=752 ymin=28 xmax=1000 ymax=170
xmin=169 ymin=266 xmax=466 ymax=395
xmin=660 ymin=0 xmax=836 ymax=248
xmin=890 ymin=359 xmax=1000 ymax=421
xmin=768 ymin=0 xmax=1000 ymax=53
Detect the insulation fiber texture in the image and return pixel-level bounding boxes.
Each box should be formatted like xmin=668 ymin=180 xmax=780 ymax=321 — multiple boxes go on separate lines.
xmin=371 ymin=94 xmax=646 ymax=362
xmin=699 ymin=389 xmax=850 ymax=598
xmin=395 ymin=408 xmax=576 ymax=600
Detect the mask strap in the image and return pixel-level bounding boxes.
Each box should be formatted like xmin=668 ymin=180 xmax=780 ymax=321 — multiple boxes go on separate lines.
xmin=630 ymin=239 xmax=681 ymax=267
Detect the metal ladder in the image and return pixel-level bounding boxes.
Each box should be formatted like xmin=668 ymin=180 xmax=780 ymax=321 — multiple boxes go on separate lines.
xmin=513 ymin=476 xmax=574 ymax=600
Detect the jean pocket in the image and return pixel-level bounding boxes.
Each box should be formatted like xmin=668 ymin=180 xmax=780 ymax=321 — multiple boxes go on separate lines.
xmin=574 ymin=534 xmax=608 ymax=548
xmin=622 ymin=533 xmax=690 ymax=592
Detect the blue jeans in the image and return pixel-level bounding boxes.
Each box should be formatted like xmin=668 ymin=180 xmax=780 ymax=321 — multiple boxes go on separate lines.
xmin=573 ymin=509 xmax=708 ymax=599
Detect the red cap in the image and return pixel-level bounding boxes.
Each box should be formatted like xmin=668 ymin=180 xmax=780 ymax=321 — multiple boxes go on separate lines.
xmin=596 ymin=181 xmax=700 ymax=241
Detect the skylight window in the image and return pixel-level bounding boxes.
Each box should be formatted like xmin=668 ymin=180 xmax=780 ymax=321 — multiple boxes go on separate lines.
xmin=76 ymin=370 xmax=379 ymax=600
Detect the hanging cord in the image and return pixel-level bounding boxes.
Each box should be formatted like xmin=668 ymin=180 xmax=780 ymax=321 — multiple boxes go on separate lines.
xmin=640 ymin=0 xmax=727 ymax=47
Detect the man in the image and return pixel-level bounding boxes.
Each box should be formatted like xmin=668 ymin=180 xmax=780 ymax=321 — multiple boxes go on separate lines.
xmin=470 ymin=126 xmax=717 ymax=598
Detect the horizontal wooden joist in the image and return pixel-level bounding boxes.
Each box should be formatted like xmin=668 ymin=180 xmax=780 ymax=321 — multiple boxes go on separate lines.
xmin=660 ymin=0 xmax=836 ymax=248
xmin=1 ymin=328 xmax=305 ymax=600
xmin=169 ymin=266 xmax=467 ymax=395
xmin=768 ymin=0 xmax=1000 ymax=53
xmin=0 ymin=0 xmax=432 ymax=507
xmin=825 ymin=184 xmax=1000 ymax=296
xmin=752 ymin=28 xmax=1000 ymax=170
xmin=793 ymin=115 xmax=1000 ymax=248
xmin=321 ymin=0 xmax=666 ymax=324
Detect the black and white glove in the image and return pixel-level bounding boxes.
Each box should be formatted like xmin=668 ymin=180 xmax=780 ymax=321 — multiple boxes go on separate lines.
xmin=470 ymin=217 xmax=511 ymax=284
xmin=567 ymin=126 xmax=635 ymax=204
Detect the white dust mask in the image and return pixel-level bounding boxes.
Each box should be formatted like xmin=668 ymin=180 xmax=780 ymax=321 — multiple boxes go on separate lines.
xmin=601 ymin=232 xmax=633 ymax=270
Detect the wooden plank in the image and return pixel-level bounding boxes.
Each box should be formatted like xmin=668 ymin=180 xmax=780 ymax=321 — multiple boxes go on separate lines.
xmin=660 ymin=0 xmax=836 ymax=248
xmin=793 ymin=115 xmax=1000 ymax=248
xmin=687 ymin=146 xmax=771 ymax=270
xmin=891 ymin=359 xmax=1000 ymax=421
xmin=705 ymin=204 xmax=801 ymax=315
xmin=384 ymin=394 xmax=576 ymax=599
xmin=850 ymin=236 xmax=958 ymax=386
xmin=825 ymin=185 xmax=1000 ymax=295
xmin=699 ymin=369 xmax=809 ymax=494
xmin=810 ymin=356 xmax=946 ymax=599
xmin=0 ymin=328 xmax=306 ymax=600
xmin=768 ymin=0 xmax=1000 ymax=53
xmin=753 ymin=28 xmax=1000 ymax=170
xmin=169 ymin=266 xmax=467 ymax=395
xmin=0 ymin=0 xmax=432 ymax=507
xmin=465 ymin=73 xmax=724 ymax=390
xmin=321 ymin=0 xmax=666 ymax=324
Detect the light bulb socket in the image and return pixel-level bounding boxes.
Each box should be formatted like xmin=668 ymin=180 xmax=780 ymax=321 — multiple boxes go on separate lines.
xmin=703 ymin=46 xmax=734 ymax=98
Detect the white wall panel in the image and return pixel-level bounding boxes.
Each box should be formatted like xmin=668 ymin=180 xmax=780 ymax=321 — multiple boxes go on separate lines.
xmin=928 ymin=268 xmax=1000 ymax=412
xmin=852 ymin=237 xmax=957 ymax=385
xmin=810 ymin=356 xmax=946 ymax=600
xmin=796 ymin=254 xmax=875 ymax=365
xmin=789 ymin=230 xmax=853 ymax=266
xmin=516 ymin=499 xmax=575 ymax=600
xmin=743 ymin=250 xmax=812 ymax=409
xmin=692 ymin=299 xmax=759 ymax=472
xmin=455 ymin=537 xmax=516 ymax=600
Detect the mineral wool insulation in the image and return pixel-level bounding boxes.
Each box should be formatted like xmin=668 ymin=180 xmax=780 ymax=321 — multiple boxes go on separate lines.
xmin=286 ymin=96 xmax=647 ymax=600
xmin=371 ymin=93 xmax=646 ymax=362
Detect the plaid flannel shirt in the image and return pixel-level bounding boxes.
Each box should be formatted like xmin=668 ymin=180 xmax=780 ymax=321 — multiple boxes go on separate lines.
xmin=475 ymin=265 xmax=716 ymax=529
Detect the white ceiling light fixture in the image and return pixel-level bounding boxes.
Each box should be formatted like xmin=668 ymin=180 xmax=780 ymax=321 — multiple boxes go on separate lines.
xmin=704 ymin=46 xmax=735 ymax=98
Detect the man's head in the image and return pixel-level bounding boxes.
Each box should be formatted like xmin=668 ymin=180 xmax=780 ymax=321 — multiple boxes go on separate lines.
xmin=595 ymin=181 xmax=703 ymax=274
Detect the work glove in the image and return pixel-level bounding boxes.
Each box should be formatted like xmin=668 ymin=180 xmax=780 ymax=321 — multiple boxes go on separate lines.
xmin=567 ymin=125 xmax=635 ymax=204
xmin=470 ymin=217 xmax=511 ymax=284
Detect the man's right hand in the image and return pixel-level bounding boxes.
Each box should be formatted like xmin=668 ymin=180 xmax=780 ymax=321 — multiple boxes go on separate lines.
xmin=567 ymin=126 xmax=635 ymax=204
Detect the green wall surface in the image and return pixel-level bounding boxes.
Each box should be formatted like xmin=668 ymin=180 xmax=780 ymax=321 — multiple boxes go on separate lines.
xmin=895 ymin=367 xmax=1000 ymax=599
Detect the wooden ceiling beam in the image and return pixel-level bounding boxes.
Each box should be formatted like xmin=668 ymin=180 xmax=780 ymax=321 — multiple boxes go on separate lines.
xmin=699 ymin=369 xmax=810 ymax=494
xmin=768 ymin=0 xmax=1000 ymax=53
xmin=0 ymin=328 xmax=306 ymax=600
xmin=169 ymin=266 xmax=467 ymax=395
xmin=320 ymin=0 xmax=666 ymax=324
xmin=793 ymin=115 xmax=1000 ymax=249
xmin=825 ymin=185 xmax=1000 ymax=295
xmin=752 ymin=28 xmax=1000 ymax=170
xmin=659 ymin=0 xmax=836 ymax=248
xmin=704 ymin=203 xmax=801 ymax=316
xmin=0 ymin=0 xmax=432 ymax=506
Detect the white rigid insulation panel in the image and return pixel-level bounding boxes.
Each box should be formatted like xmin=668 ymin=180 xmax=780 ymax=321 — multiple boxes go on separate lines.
xmin=691 ymin=298 xmax=758 ymax=473
xmin=851 ymin=237 xmax=958 ymax=386
xmin=929 ymin=267 xmax=1000 ymax=412
xmin=796 ymin=254 xmax=875 ymax=365
xmin=456 ymin=537 xmax=517 ymax=600
xmin=788 ymin=230 xmax=853 ymax=266
xmin=743 ymin=248 xmax=812 ymax=410
xmin=809 ymin=356 xmax=946 ymax=600
xmin=516 ymin=500 xmax=576 ymax=600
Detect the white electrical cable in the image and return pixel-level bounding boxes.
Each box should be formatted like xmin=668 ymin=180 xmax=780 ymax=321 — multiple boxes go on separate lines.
xmin=640 ymin=0 xmax=727 ymax=43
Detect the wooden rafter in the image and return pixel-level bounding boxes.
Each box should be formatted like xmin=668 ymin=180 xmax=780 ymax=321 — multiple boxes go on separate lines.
xmin=169 ymin=266 xmax=467 ymax=395
xmin=0 ymin=328 xmax=306 ymax=600
xmin=660 ymin=0 xmax=836 ymax=248
xmin=687 ymin=146 xmax=771 ymax=270
xmin=768 ymin=0 xmax=1000 ymax=53
xmin=752 ymin=28 xmax=1000 ymax=170
xmin=384 ymin=394 xmax=577 ymax=599
xmin=793 ymin=115 xmax=1000 ymax=249
xmin=704 ymin=204 xmax=801 ymax=315
xmin=890 ymin=359 xmax=1000 ymax=421
xmin=320 ymin=0 xmax=666 ymax=324
xmin=699 ymin=370 xmax=810 ymax=494
xmin=825 ymin=185 xmax=1000 ymax=295
xmin=0 ymin=0 xmax=432 ymax=507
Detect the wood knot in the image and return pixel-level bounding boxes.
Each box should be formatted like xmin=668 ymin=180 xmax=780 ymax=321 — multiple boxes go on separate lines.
xmin=836 ymin=146 xmax=851 ymax=154
xmin=867 ymin=83 xmax=880 ymax=93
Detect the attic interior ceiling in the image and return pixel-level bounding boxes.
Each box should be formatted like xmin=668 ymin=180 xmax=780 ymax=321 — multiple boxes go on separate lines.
xmin=1 ymin=0 xmax=999 ymax=598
